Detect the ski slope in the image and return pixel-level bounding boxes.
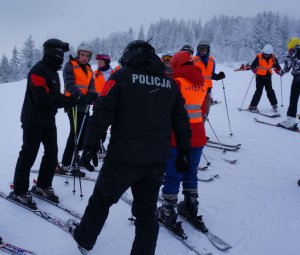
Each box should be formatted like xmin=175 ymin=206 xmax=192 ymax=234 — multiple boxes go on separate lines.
xmin=0 ymin=64 xmax=300 ymax=255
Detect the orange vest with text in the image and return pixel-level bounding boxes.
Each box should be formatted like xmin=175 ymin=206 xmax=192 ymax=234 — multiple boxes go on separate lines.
xmin=193 ymin=56 xmax=214 ymax=88
xmin=174 ymin=77 xmax=207 ymax=123
xmin=256 ymin=53 xmax=274 ymax=76
xmin=65 ymin=60 xmax=93 ymax=96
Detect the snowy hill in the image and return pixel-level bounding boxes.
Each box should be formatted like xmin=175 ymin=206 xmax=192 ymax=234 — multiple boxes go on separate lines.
xmin=1 ymin=64 xmax=300 ymax=255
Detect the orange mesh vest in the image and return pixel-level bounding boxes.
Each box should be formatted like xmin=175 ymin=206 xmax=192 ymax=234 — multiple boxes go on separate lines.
xmin=256 ymin=53 xmax=274 ymax=75
xmin=94 ymin=70 xmax=106 ymax=96
xmin=193 ymin=56 xmax=214 ymax=88
xmin=175 ymin=77 xmax=207 ymax=123
xmin=65 ymin=60 xmax=93 ymax=96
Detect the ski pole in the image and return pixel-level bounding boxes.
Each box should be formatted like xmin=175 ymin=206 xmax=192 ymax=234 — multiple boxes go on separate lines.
xmin=239 ymin=73 xmax=255 ymax=109
xmin=202 ymin=152 xmax=211 ymax=166
xmin=280 ymin=76 xmax=283 ymax=107
xmin=221 ymin=79 xmax=233 ymax=136
xmin=65 ymin=105 xmax=90 ymax=185
xmin=204 ymin=114 xmax=226 ymax=153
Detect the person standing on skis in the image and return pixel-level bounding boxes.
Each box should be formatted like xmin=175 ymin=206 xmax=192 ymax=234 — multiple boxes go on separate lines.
xmin=193 ymin=40 xmax=225 ymax=118
xmin=248 ymin=44 xmax=282 ymax=112
xmin=65 ymin=40 xmax=191 ymax=255
xmin=59 ymin=43 xmax=97 ymax=176
xmin=279 ymin=37 xmax=300 ymax=129
xmin=157 ymin=51 xmax=208 ymax=234
xmin=10 ymin=38 xmax=77 ymax=209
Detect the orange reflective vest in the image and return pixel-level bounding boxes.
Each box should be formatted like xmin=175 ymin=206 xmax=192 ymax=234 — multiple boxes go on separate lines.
xmin=94 ymin=70 xmax=106 ymax=96
xmin=193 ymin=56 xmax=214 ymax=88
xmin=65 ymin=60 xmax=93 ymax=96
xmin=175 ymin=77 xmax=207 ymax=123
xmin=256 ymin=53 xmax=274 ymax=75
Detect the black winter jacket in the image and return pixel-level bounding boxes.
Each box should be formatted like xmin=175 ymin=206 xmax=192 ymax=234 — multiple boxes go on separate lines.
xmin=21 ymin=57 xmax=66 ymax=127
xmin=83 ymin=51 xmax=191 ymax=164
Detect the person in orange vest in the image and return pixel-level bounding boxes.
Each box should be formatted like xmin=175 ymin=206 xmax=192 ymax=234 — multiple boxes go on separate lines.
xmin=248 ymin=44 xmax=282 ymax=112
xmin=157 ymin=51 xmax=208 ymax=233
xmin=161 ymin=53 xmax=173 ymax=77
xmin=94 ymin=54 xmax=113 ymax=97
xmin=59 ymin=43 xmax=97 ymax=176
xmin=193 ymin=40 xmax=225 ymax=117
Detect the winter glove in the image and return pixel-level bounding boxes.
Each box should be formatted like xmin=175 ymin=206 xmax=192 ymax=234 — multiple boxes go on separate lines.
xmin=252 ymin=68 xmax=257 ymax=74
xmin=85 ymin=92 xmax=98 ymax=104
xmin=216 ymin=71 xmax=225 ymax=80
xmin=81 ymin=149 xmax=98 ymax=172
xmin=175 ymin=150 xmax=190 ymax=173
xmin=275 ymin=69 xmax=284 ymax=76
xmin=64 ymin=94 xmax=79 ymax=108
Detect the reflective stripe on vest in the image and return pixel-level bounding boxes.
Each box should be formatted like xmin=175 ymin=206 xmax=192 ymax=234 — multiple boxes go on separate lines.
xmin=256 ymin=53 xmax=274 ymax=75
xmin=65 ymin=60 xmax=93 ymax=96
xmin=94 ymin=70 xmax=106 ymax=96
xmin=193 ymin=56 xmax=214 ymax=88
xmin=175 ymin=77 xmax=207 ymax=123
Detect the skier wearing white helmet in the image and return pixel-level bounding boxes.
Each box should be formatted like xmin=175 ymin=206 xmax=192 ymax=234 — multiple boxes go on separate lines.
xmin=58 ymin=42 xmax=98 ymax=176
xmin=248 ymin=44 xmax=282 ymax=112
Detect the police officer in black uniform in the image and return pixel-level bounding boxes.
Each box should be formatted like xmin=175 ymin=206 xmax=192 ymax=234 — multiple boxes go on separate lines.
xmin=66 ymin=40 xmax=192 ymax=255
xmin=11 ymin=38 xmax=78 ymax=208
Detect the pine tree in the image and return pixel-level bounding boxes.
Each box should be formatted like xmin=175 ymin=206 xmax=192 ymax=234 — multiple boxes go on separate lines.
xmin=0 ymin=55 xmax=11 ymax=83
xmin=9 ymin=46 xmax=21 ymax=81
xmin=137 ymin=25 xmax=145 ymax=40
xmin=20 ymin=35 xmax=37 ymax=77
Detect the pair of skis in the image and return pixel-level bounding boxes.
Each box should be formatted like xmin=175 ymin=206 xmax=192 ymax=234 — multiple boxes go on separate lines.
xmin=0 ymin=236 xmax=36 ymax=255
xmin=253 ymin=118 xmax=300 ymax=133
xmin=238 ymin=107 xmax=281 ymax=118
xmin=206 ymin=140 xmax=241 ymax=152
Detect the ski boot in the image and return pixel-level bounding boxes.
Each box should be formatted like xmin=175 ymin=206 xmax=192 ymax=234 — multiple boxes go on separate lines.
xmin=8 ymin=191 xmax=37 ymax=210
xmin=31 ymin=186 xmax=59 ymax=204
xmin=66 ymin=219 xmax=90 ymax=255
xmin=157 ymin=194 xmax=187 ymax=239
xmin=248 ymin=105 xmax=258 ymax=112
xmin=55 ymin=164 xmax=69 ymax=175
xmin=280 ymin=116 xmax=298 ymax=130
xmin=272 ymin=104 xmax=278 ymax=113
xmin=177 ymin=191 xmax=208 ymax=233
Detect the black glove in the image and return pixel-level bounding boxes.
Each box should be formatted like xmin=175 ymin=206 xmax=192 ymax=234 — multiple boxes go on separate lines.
xmin=81 ymin=150 xmax=98 ymax=172
xmin=216 ymin=71 xmax=225 ymax=80
xmin=78 ymin=93 xmax=98 ymax=105
xmin=175 ymin=150 xmax=190 ymax=173
xmin=64 ymin=94 xmax=79 ymax=108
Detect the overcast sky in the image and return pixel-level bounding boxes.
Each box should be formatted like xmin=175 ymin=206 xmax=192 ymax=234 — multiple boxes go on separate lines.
xmin=0 ymin=0 xmax=298 ymax=57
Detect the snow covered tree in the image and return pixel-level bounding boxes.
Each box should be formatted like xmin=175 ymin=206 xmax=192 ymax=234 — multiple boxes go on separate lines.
xmin=9 ymin=46 xmax=21 ymax=81
xmin=0 ymin=55 xmax=11 ymax=83
xmin=137 ymin=25 xmax=145 ymax=40
xmin=20 ymin=35 xmax=39 ymax=77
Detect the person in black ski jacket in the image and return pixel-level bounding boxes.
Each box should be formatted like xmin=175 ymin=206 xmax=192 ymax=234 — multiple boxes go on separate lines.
xmin=280 ymin=37 xmax=300 ymax=129
xmin=11 ymin=38 xmax=78 ymax=209
xmin=66 ymin=40 xmax=192 ymax=255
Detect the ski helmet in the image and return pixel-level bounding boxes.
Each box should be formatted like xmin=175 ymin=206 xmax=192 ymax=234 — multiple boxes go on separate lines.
xmin=180 ymin=45 xmax=194 ymax=55
xmin=77 ymin=43 xmax=93 ymax=58
xmin=120 ymin=40 xmax=155 ymax=66
xmin=96 ymin=54 xmax=111 ymax=64
xmin=262 ymin=44 xmax=273 ymax=54
xmin=171 ymin=51 xmax=193 ymax=70
xmin=161 ymin=53 xmax=172 ymax=62
xmin=43 ymin=38 xmax=69 ymax=60
xmin=287 ymin=37 xmax=300 ymax=50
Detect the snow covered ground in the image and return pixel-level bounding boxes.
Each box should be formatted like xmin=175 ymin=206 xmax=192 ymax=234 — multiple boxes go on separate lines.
xmin=1 ymin=64 xmax=300 ymax=255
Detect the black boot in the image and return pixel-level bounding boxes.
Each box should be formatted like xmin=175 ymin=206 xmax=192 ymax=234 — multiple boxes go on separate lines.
xmin=177 ymin=191 xmax=208 ymax=233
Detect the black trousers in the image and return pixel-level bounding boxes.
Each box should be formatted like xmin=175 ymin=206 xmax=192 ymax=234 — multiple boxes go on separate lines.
xmin=13 ymin=124 xmax=58 ymax=195
xmin=61 ymin=111 xmax=89 ymax=166
xmin=250 ymin=76 xmax=278 ymax=107
xmin=74 ymin=159 xmax=165 ymax=255
xmin=287 ymin=75 xmax=300 ymax=118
